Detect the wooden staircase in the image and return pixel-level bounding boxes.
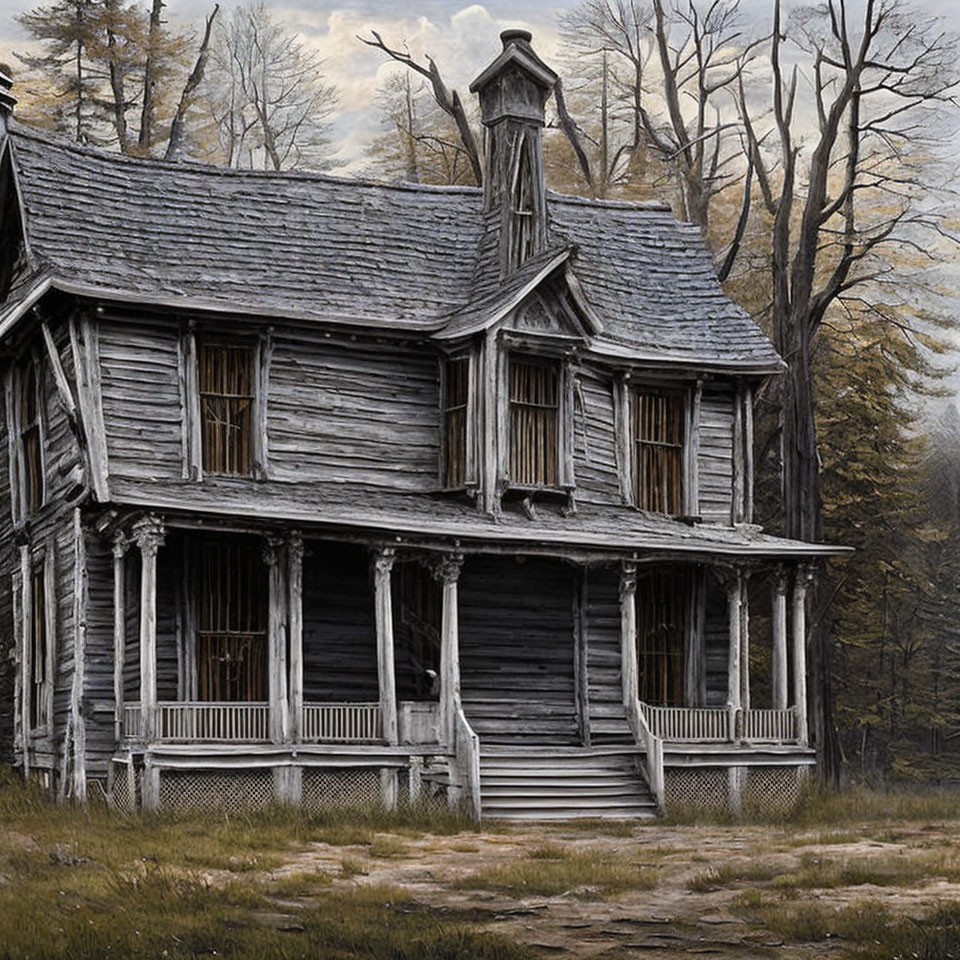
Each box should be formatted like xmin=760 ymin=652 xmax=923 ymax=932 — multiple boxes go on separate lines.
xmin=478 ymin=745 xmax=659 ymax=820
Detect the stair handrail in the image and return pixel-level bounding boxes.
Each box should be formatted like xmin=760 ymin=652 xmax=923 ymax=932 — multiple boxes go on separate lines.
xmin=628 ymin=699 xmax=665 ymax=814
xmin=453 ymin=703 xmax=482 ymax=822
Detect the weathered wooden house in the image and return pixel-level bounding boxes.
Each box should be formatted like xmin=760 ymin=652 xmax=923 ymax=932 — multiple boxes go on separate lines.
xmin=0 ymin=33 xmax=843 ymax=819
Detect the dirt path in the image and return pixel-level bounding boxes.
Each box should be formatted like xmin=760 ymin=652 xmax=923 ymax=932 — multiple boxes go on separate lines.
xmin=262 ymin=821 xmax=960 ymax=958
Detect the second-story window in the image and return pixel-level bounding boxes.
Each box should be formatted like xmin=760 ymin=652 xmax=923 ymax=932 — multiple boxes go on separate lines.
xmin=198 ymin=340 xmax=254 ymax=476
xmin=633 ymin=390 xmax=684 ymax=514
xmin=442 ymin=357 xmax=469 ymax=488
xmin=509 ymin=357 xmax=559 ymax=487
xmin=28 ymin=561 xmax=51 ymax=731
xmin=18 ymin=357 xmax=43 ymax=515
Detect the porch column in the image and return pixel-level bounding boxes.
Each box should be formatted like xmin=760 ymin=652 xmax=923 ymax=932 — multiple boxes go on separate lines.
xmin=133 ymin=516 xmax=165 ymax=742
xmin=620 ymin=561 xmax=638 ymax=707
xmin=265 ymin=536 xmax=288 ymax=745
xmin=771 ymin=565 xmax=789 ymax=710
xmin=374 ymin=547 xmax=398 ymax=746
xmin=112 ymin=533 xmax=129 ymax=743
xmin=287 ymin=532 xmax=304 ymax=743
xmin=725 ymin=568 xmax=743 ymax=737
xmin=739 ymin=570 xmax=751 ymax=711
xmin=436 ymin=551 xmax=464 ymax=748
xmin=792 ymin=564 xmax=813 ymax=745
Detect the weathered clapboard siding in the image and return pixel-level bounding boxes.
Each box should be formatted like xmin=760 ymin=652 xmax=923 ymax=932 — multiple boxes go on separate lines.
xmin=459 ymin=556 xmax=578 ymax=743
xmin=302 ymin=542 xmax=378 ymax=702
xmin=704 ymin=572 xmax=729 ymax=706
xmin=98 ymin=316 xmax=184 ymax=481
xmin=698 ymin=385 xmax=735 ymax=524
xmin=585 ymin=564 xmax=631 ymax=742
xmin=52 ymin=521 xmax=77 ymax=775
xmin=82 ymin=530 xmax=115 ymax=776
xmin=268 ymin=332 xmax=440 ymax=491
xmin=574 ymin=372 xmax=620 ymax=506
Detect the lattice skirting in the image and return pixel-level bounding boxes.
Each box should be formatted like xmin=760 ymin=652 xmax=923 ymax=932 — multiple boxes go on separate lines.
xmin=746 ymin=765 xmax=802 ymax=812
xmin=301 ymin=767 xmax=381 ymax=810
xmin=665 ymin=765 xmax=804 ymax=814
xmin=158 ymin=769 xmax=274 ymax=812
xmin=665 ymin=767 xmax=729 ymax=811
xmin=109 ymin=762 xmax=139 ymax=813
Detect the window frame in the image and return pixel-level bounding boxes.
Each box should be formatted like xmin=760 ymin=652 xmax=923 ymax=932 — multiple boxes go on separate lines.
xmin=505 ymin=352 xmax=564 ymax=492
xmin=636 ymin=567 xmax=689 ymax=707
xmin=439 ymin=352 xmax=476 ymax=491
xmin=7 ymin=351 xmax=46 ymax=523
xmin=16 ymin=544 xmax=56 ymax=741
xmin=631 ymin=387 xmax=686 ymax=516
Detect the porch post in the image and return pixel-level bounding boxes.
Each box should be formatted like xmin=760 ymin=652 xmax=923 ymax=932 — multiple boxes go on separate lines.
xmin=287 ymin=532 xmax=304 ymax=743
xmin=792 ymin=564 xmax=812 ymax=745
xmin=112 ymin=533 xmax=128 ymax=743
xmin=771 ymin=565 xmax=789 ymax=710
xmin=265 ymin=535 xmax=288 ymax=745
xmin=373 ymin=547 xmax=398 ymax=746
xmin=133 ymin=516 xmax=165 ymax=742
xmin=739 ymin=570 xmax=751 ymax=712
xmin=725 ymin=568 xmax=743 ymax=737
xmin=620 ymin=561 xmax=638 ymax=707
xmin=436 ymin=552 xmax=464 ymax=748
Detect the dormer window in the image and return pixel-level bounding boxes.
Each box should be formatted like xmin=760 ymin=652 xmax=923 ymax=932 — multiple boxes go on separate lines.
xmin=633 ymin=390 xmax=684 ymax=514
xmin=198 ymin=340 xmax=255 ymax=476
xmin=16 ymin=355 xmax=43 ymax=517
xmin=508 ymin=356 xmax=560 ymax=487
xmin=510 ymin=138 xmax=537 ymax=269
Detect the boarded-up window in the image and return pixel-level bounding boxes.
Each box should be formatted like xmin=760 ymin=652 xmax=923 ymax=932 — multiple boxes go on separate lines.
xmin=634 ymin=391 xmax=684 ymax=514
xmin=637 ymin=570 xmax=686 ymax=706
xmin=29 ymin=564 xmax=49 ymax=730
xmin=442 ymin=357 xmax=469 ymax=488
xmin=195 ymin=539 xmax=267 ymax=701
xmin=511 ymin=142 xmax=536 ymax=268
xmin=198 ymin=341 xmax=254 ymax=475
xmin=18 ymin=360 xmax=42 ymax=514
xmin=509 ymin=358 xmax=559 ymax=487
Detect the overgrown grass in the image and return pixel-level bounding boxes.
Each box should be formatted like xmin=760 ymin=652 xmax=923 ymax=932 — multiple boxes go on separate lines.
xmin=686 ymin=860 xmax=784 ymax=891
xmin=458 ymin=846 xmax=658 ymax=899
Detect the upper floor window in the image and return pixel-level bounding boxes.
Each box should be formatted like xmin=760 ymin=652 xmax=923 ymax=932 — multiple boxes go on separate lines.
xmin=509 ymin=356 xmax=559 ymax=487
xmin=17 ymin=356 xmax=43 ymax=516
xmin=198 ymin=340 xmax=254 ymax=476
xmin=441 ymin=357 xmax=469 ymax=488
xmin=633 ymin=390 xmax=684 ymax=514
xmin=28 ymin=561 xmax=50 ymax=731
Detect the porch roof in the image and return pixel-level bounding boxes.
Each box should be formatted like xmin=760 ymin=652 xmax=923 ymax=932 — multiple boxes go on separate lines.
xmin=106 ymin=477 xmax=849 ymax=559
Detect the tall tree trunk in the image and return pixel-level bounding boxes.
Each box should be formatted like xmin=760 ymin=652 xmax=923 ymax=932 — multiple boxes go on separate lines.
xmin=138 ymin=0 xmax=164 ymax=152
xmin=165 ymin=4 xmax=219 ymax=161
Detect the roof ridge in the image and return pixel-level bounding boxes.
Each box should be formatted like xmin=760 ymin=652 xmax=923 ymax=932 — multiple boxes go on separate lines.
xmin=8 ymin=122 xmax=484 ymax=197
xmin=547 ymin=189 xmax=672 ymax=212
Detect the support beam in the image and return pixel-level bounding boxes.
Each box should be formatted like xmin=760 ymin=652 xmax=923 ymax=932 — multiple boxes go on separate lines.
xmin=725 ymin=569 xmax=743 ymax=719
xmin=792 ymin=564 xmax=813 ymax=745
xmin=739 ymin=571 xmax=751 ymax=712
xmin=133 ymin=516 xmax=165 ymax=742
xmin=573 ymin=566 xmax=590 ymax=747
xmin=264 ymin=536 xmax=288 ymax=745
xmin=374 ymin=547 xmax=399 ymax=746
xmin=620 ymin=561 xmax=638 ymax=707
xmin=112 ymin=534 xmax=128 ymax=743
xmin=771 ymin=565 xmax=789 ymax=711
xmin=287 ymin=532 xmax=304 ymax=744
xmin=435 ymin=551 xmax=463 ymax=748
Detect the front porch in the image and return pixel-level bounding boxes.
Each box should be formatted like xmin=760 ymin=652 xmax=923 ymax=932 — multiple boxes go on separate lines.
xmin=105 ymin=514 xmax=817 ymax=816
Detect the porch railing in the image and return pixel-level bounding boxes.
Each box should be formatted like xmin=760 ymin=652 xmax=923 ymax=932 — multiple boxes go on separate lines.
xmin=639 ymin=703 xmax=797 ymax=743
xmin=302 ymin=702 xmax=382 ymax=743
xmin=121 ymin=701 xmax=384 ymax=744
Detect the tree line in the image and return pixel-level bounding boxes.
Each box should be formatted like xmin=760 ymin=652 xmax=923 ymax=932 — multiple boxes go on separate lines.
xmin=10 ymin=0 xmax=960 ymax=783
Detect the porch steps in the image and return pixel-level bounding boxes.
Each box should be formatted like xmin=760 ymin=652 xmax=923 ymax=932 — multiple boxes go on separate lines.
xmin=479 ymin=745 xmax=658 ymax=821
xmin=462 ymin=698 xmax=579 ymax=745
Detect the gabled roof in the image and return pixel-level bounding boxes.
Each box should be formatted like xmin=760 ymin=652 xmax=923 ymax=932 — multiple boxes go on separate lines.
xmin=469 ymin=30 xmax=559 ymax=92
xmin=3 ymin=124 xmax=784 ymax=374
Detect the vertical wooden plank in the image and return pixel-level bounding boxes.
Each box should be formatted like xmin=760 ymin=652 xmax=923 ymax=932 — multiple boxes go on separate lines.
xmin=76 ymin=313 xmax=110 ymax=500
xmin=436 ymin=552 xmax=463 ymax=748
xmin=731 ymin=381 xmax=745 ymax=525
xmin=771 ymin=565 xmax=789 ymax=710
xmin=743 ymin=384 xmax=755 ymax=524
xmin=613 ymin=374 xmax=632 ymax=504
xmin=725 ymin=569 xmax=742 ymax=715
xmin=739 ymin=570 xmax=751 ymax=712
xmin=481 ymin=332 xmax=498 ymax=514
xmin=684 ymin=566 xmax=706 ymax=707
xmin=287 ymin=531 xmax=304 ymax=743
xmin=619 ymin=561 xmax=638 ymax=707
xmin=133 ymin=516 xmax=164 ymax=741
xmin=113 ymin=535 xmax=127 ymax=742
xmin=183 ymin=326 xmax=202 ymax=480
xmin=373 ymin=547 xmax=398 ymax=745
xmin=561 ymin=361 xmax=576 ymax=488
xmin=19 ymin=544 xmax=31 ymax=776
xmin=573 ymin=566 xmax=590 ymax=747
xmin=689 ymin=379 xmax=702 ymax=516
xmin=255 ymin=328 xmax=273 ymax=479
xmin=12 ymin=570 xmax=23 ymax=766
xmin=5 ymin=366 xmax=21 ymax=526
xmin=70 ymin=512 xmax=86 ymax=802
xmin=465 ymin=347 xmax=477 ymax=488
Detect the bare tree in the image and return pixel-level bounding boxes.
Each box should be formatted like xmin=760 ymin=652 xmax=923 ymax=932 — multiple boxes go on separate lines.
xmin=206 ymin=2 xmax=337 ymax=171
xmin=740 ymin=0 xmax=959 ymax=782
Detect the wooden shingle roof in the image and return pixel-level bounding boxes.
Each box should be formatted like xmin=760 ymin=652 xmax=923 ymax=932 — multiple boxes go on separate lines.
xmin=5 ymin=125 xmax=782 ymax=373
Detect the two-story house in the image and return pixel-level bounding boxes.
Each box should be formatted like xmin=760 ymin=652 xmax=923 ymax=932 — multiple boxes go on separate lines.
xmin=0 ymin=32 xmax=844 ymax=820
